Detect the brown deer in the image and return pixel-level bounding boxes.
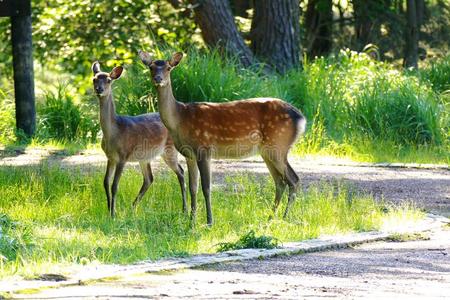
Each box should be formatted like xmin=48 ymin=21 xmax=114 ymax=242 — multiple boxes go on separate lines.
xmin=92 ymin=62 xmax=186 ymax=218
xmin=138 ymin=51 xmax=306 ymax=226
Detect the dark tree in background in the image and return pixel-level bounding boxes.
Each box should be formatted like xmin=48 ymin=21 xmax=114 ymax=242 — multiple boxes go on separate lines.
xmin=353 ymin=0 xmax=385 ymax=50
xmin=404 ymin=0 xmax=420 ymax=68
xmin=304 ymin=0 xmax=332 ymax=58
xmin=250 ymin=0 xmax=301 ymax=72
xmin=189 ymin=0 xmax=256 ymax=67
xmin=188 ymin=0 xmax=301 ymax=73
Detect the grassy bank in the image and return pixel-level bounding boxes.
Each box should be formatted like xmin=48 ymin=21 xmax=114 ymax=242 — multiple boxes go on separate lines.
xmin=0 ymin=50 xmax=448 ymax=163
xmin=0 ymin=164 xmax=422 ymax=279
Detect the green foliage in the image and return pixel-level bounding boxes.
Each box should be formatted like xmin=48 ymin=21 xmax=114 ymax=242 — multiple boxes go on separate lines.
xmin=27 ymin=0 xmax=196 ymax=76
xmin=37 ymin=84 xmax=99 ymax=143
xmin=0 ymin=88 xmax=16 ymax=145
xmin=420 ymin=54 xmax=450 ymax=93
xmin=114 ymin=62 xmax=156 ymax=115
xmin=279 ymin=50 xmax=446 ymax=147
xmin=217 ymin=230 xmax=279 ymax=252
xmin=0 ymin=213 xmax=34 ymax=262
xmin=0 ymin=165 xmax=422 ymax=278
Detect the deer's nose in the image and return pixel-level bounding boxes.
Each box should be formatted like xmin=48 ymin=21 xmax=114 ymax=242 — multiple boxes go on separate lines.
xmin=154 ymin=75 xmax=163 ymax=83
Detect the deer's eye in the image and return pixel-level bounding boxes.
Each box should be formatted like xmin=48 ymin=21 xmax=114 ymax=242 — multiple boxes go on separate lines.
xmin=107 ymin=78 xmax=112 ymax=83
xmin=167 ymin=66 xmax=171 ymax=71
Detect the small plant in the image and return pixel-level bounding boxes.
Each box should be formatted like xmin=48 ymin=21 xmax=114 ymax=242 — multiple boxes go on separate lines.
xmin=0 ymin=213 xmax=34 ymax=261
xmin=217 ymin=230 xmax=279 ymax=252
xmin=0 ymin=88 xmax=16 ymax=145
xmin=386 ymin=232 xmax=430 ymax=242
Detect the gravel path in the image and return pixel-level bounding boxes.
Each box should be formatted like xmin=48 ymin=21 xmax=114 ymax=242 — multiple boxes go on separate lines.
xmin=13 ymin=226 xmax=450 ymax=299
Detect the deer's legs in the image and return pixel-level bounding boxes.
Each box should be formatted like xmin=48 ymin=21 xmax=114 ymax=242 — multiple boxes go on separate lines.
xmin=111 ymin=161 xmax=125 ymax=218
xmin=163 ymin=151 xmax=187 ymax=214
xmin=262 ymin=156 xmax=287 ymax=214
xmin=104 ymin=160 xmax=116 ymax=214
xmin=283 ymin=162 xmax=300 ymax=218
xmin=133 ymin=161 xmax=154 ymax=210
xmin=197 ymin=157 xmax=213 ymax=226
xmin=186 ymin=158 xmax=199 ymax=222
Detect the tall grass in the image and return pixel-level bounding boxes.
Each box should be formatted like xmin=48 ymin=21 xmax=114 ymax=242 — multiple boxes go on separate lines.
xmin=36 ymin=84 xmax=99 ymax=144
xmin=0 ymin=87 xmax=16 ymax=145
xmin=0 ymin=164 xmax=422 ymax=278
xmin=420 ymin=54 xmax=450 ymax=93
xmin=1 ymin=48 xmax=448 ymax=163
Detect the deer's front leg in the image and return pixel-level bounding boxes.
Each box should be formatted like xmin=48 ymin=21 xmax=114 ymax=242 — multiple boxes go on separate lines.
xmin=110 ymin=161 xmax=125 ymax=218
xmin=104 ymin=160 xmax=116 ymax=215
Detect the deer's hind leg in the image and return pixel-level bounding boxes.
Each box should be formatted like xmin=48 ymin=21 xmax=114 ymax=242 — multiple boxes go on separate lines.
xmin=262 ymin=155 xmax=287 ymax=215
xmin=132 ymin=161 xmax=154 ymax=210
xmin=283 ymin=161 xmax=300 ymax=218
xmin=162 ymin=147 xmax=187 ymax=214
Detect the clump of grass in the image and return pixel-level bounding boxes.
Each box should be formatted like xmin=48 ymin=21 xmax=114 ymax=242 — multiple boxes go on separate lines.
xmin=37 ymin=84 xmax=99 ymax=144
xmin=0 ymin=213 xmax=34 ymax=262
xmin=217 ymin=230 xmax=279 ymax=252
xmin=0 ymin=164 xmax=423 ymax=278
xmin=420 ymin=54 xmax=450 ymax=93
xmin=386 ymin=232 xmax=430 ymax=242
xmin=0 ymin=87 xmax=16 ymax=145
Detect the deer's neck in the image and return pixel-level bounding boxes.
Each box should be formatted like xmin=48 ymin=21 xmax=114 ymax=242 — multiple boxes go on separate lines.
xmin=156 ymin=81 xmax=180 ymax=131
xmin=99 ymin=93 xmax=117 ymax=138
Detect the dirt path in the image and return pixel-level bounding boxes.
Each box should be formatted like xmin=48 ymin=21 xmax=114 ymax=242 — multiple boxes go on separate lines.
xmin=13 ymin=226 xmax=450 ymax=299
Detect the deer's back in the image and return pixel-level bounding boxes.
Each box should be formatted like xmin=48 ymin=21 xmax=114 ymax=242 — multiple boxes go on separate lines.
xmin=174 ymin=98 xmax=305 ymax=158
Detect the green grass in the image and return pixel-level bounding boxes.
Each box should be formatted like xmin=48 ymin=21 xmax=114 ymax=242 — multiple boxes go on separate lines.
xmin=1 ymin=48 xmax=448 ymax=164
xmin=0 ymin=164 xmax=423 ymax=279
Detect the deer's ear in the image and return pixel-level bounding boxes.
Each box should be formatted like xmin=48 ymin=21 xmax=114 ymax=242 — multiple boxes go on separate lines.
xmin=110 ymin=66 xmax=123 ymax=80
xmin=92 ymin=61 xmax=101 ymax=74
xmin=169 ymin=52 xmax=183 ymax=68
xmin=138 ymin=50 xmax=153 ymax=66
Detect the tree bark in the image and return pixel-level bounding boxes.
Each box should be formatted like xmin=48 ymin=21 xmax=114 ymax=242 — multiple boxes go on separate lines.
xmin=11 ymin=9 xmax=36 ymax=137
xmin=304 ymin=0 xmax=332 ymax=58
xmin=404 ymin=0 xmax=419 ymax=69
xmin=250 ymin=0 xmax=301 ymax=73
xmin=190 ymin=0 xmax=255 ymax=67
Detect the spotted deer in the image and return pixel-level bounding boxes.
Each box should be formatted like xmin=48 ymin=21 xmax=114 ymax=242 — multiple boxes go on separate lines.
xmin=138 ymin=51 xmax=306 ymax=226
xmin=92 ymin=62 xmax=186 ymax=218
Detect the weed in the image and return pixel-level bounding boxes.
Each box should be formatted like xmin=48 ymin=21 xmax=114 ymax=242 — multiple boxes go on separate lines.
xmin=217 ymin=230 xmax=279 ymax=252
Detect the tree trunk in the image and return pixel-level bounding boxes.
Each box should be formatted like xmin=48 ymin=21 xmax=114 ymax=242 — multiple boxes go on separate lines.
xmin=11 ymin=3 xmax=36 ymax=137
xmin=250 ymin=0 xmax=301 ymax=73
xmin=190 ymin=0 xmax=255 ymax=67
xmin=304 ymin=0 xmax=332 ymax=58
xmin=352 ymin=0 xmax=385 ymax=50
xmin=404 ymin=0 xmax=419 ymax=69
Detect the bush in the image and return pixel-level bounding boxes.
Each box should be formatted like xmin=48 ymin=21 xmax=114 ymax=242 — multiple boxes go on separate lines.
xmin=37 ymin=84 xmax=99 ymax=143
xmin=420 ymin=54 xmax=450 ymax=93
xmin=278 ymin=50 xmax=446 ymax=146
xmin=0 ymin=88 xmax=16 ymax=145
xmin=217 ymin=230 xmax=279 ymax=252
